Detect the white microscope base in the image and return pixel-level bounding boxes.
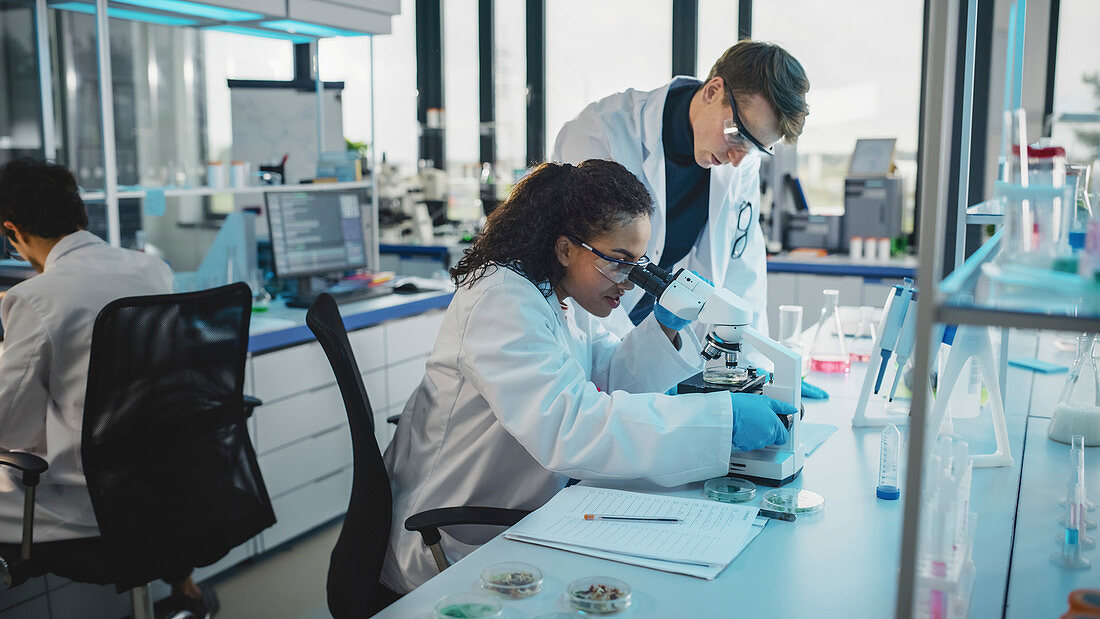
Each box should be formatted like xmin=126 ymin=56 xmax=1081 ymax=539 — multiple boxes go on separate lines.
xmin=729 ymin=446 xmax=804 ymax=487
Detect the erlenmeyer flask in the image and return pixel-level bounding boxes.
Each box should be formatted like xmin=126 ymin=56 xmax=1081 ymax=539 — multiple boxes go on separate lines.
xmin=1050 ymin=333 xmax=1100 ymax=445
xmin=809 ymin=289 xmax=850 ymax=373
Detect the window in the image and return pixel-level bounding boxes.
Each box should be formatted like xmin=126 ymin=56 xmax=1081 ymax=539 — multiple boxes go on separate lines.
xmin=318 ymin=36 xmax=373 ymax=147
xmin=755 ymin=1 xmax=923 ymax=215
xmin=0 ymin=0 xmax=43 ymax=165
xmin=696 ymin=0 xmax=739 ymax=80
xmin=370 ymin=0 xmax=418 ymax=171
xmin=494 ymin=0 xmax=526 ymax=180
xmin=443 ymin=0 xmax=478 ymax=172
xmin=1050 ymin=0 xmax=1100 ymax=169
xmin=546 ymin=0 xmax=673 ymax=161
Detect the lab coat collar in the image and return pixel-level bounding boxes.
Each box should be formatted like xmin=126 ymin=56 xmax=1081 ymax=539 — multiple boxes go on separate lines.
xmin=43 ymin=230 xmax=105 ymax=273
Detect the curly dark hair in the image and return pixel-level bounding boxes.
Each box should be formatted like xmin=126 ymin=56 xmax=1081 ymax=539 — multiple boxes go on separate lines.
xmin=451 ymin=159 xmax=653 ymax=295
xmin=0 ymin=158 xmax=88 ymax=239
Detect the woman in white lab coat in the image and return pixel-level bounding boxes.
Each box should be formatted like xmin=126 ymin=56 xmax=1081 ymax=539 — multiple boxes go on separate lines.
xmin=380 ymin=160 xmax=792 ymax=594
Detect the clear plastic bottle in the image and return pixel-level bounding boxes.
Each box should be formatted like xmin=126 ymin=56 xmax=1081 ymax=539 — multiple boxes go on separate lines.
xmin=849 ymin=305 xmax=875 ymax=363
xmin=1049 ymin=333 xmax=1100 ymax=446
xmin=1067 ymin=164 xmax=1093 ymax=253
xmin=809 ymin=289 xmax=850 ymax=374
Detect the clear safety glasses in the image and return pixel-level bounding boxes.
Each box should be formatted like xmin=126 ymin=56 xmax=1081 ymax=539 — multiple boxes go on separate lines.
xmin=570 ymin=237 xmax=651 ymax=284
xmin=732 ymin=200 xmax=753 ymax=259
xmin=724 ymin=88 xmax=774 ymax=157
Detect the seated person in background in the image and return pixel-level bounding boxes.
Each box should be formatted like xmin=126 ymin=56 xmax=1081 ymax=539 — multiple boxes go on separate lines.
xmin=381 ymin=159 xmax=794 ymax=593
xmin=0 ymin=159 xmax=212 ymax=616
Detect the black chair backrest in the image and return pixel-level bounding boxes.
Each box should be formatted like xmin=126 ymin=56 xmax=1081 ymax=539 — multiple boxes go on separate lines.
xmin=306 ymin=293 xmax=394 ymax=619
xmin=81 ymin=283 xmax=275 ymax=591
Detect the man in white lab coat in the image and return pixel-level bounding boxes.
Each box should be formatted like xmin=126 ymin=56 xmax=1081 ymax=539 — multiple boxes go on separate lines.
xmin=0 ymin=160 xmax=213 ymax=615
xmin=553 ymin=40 xmax=809 ymax=348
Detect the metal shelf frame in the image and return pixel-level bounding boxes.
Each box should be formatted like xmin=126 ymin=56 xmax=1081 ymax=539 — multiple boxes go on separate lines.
xmin=897 ymin=0 xmax=1089 ymax=616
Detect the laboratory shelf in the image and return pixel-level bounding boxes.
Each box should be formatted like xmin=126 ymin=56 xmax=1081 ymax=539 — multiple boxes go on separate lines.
xmin=965 ymin=197 xmax=1004 ymax=224
xmin=79 ymin=180 xmax=374 ymax=202
xmin=934 ymin=228 xmax=1100 ymax=331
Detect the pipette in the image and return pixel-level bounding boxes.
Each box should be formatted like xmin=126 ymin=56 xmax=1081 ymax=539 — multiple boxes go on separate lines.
xmin=887 ymin=299 xmax=918 ymax=402
xmin=1060 ymin=435 xmax=1097 ymax=535
xmin=874 ymin=278 xmax=915 ymax=394
xmin=877 ymin=424 xmax=902 ymax=500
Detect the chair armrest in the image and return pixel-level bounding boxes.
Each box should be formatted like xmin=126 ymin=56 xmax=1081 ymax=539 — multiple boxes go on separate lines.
xmin=0 ymin=452 xmax=48 ymax=487
xmin=405 ymin=506 xmax=530 ymax=547
xmin=386 ymin=414 xmax=401 ymax=426
xmin=243 ymin=396 xmax=263 ymax=418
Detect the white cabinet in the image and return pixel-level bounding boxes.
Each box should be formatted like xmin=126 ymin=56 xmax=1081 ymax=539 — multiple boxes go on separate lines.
xmin=262 ymin=468 xmax=353 ymax=550
xmin=250 ymin=308 xmax=444 ymax=554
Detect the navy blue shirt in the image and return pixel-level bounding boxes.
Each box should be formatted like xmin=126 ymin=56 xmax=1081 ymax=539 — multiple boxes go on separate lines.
xmin=629 ymin=79 xmax=710 ymax=325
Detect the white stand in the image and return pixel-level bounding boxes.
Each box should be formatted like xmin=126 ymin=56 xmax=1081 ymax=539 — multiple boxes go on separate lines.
xmin=929 ymin=325 xmax=1013 ymax=468
xmin=853 ymin=289 xmax=912 ymax=427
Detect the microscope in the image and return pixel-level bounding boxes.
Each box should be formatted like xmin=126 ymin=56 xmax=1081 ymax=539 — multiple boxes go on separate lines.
xmin=628 ymin=264 xmax=804 ymax=486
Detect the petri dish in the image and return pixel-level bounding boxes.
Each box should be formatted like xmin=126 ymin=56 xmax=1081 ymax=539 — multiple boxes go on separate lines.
xmin=479 ymin=562 xmax=543 ymax=599
xmin=567 ymin=576 xmax=631 ymax=614
xmin=434 ymin=593 xmax=503 ymax=619
xmin=704 ymin=476 xmax=757 ymax=503
xmin=761 ymin=488 xmax=825 ymax=515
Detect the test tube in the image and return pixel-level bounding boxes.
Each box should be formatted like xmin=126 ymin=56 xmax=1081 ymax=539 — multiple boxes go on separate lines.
xmin=877 ymin=424 xmax=902 ymax=500
xmin=1053 ymin=436 xmax=1093 ymax=569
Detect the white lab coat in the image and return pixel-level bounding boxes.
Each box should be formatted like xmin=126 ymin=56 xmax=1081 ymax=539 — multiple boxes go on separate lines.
xmin=553 ymin=77 xmax=770 ymax=347
xmin=0 ymin=231 xmax=173 ymax=543
xmin=380 ymin=266 xmax=733 ymax=593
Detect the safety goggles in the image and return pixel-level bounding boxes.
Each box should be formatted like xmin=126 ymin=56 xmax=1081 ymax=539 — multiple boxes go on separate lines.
xmin=569 ymin=237 xmax=651 ymax=284
xmin=724 ymin=88 xmax=774 ymax=157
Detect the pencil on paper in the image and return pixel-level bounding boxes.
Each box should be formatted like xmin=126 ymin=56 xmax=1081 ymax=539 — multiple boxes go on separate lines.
xmin=583 ymin=514 xmax=682 ymax=523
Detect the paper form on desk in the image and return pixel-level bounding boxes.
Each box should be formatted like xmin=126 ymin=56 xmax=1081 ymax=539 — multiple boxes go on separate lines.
xmin=505 ymin=486 xmax=761 ymax=579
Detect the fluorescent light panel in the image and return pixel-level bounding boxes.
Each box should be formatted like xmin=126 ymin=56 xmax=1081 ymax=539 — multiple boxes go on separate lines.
xmin=111 ymin=0 xmax=262 ymax=22
xmin=260 ymin=19 xmax=364 ymax=38
xmin=206 ymin=25 xmax=312 ymax=45
xmin=52 ymin=2 xmax=198 ymax=26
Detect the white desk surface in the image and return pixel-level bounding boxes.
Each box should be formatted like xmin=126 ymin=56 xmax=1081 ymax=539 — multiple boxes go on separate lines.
xmin=374 ymin=330 xmax=1096 ymax=618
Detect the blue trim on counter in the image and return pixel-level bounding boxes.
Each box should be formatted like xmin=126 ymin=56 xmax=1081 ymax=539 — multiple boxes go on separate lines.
xmin=379 ymin=243 xmax=451 ymax=259
xmin=248 ymin=292 xmax=454 ymax=354
xmin=766 ymin=260 xmax=916 ymax=279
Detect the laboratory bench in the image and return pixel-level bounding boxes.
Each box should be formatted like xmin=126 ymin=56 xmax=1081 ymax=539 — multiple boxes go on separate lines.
xmin=0 ymin=284 xmax=455 ymax=619
xmin=373 ymin=329 xmax=1096 ymax=618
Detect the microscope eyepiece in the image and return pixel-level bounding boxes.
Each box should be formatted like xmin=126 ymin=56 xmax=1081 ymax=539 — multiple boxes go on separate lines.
xmin=628 ymin=263 xmax=677 ymax=298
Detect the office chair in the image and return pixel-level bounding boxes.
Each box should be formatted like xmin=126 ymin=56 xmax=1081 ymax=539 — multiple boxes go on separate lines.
xmin=306 ymin=294 xmax=528 ymax=618
xmin=0 ymin=282 xmax=275 ymax=618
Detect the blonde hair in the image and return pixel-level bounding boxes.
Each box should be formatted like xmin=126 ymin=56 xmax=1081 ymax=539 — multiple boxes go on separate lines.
xmin=707 ymin=40 xmax=810 ymax=143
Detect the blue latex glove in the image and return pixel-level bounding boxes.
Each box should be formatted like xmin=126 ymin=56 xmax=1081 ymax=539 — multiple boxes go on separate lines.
xmin=730 ymin=393 xmax=793 ymax=452
xmin=801 ymin=380 xmax=829 ymax=400
xmin=654 ymin=304 xmax=691 ymax=331
xmin=653 ymin=271 xmax=712 ymax=331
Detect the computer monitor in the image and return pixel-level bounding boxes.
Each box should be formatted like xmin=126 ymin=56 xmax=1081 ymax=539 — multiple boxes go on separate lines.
xmin=265 ymin=189 xmax=368 ymax=279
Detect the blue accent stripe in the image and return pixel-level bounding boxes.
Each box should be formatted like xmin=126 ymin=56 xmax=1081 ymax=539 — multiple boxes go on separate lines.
xmin=766 ymin=261 xmax=916 ymax=279
xmin=260 ymin=19 xmax=366 ymax=38
xmin=379 ymin=244 xmax=451 ymax=259
xmin=248 ymin=293 xmax=453 ymax=354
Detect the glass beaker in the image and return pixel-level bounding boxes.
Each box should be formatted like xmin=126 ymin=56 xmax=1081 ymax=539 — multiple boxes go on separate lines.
xmin=777 ymin=305 xmax=808 ymax=377
xmin=1049 ymin=333 xmax=1100 ymax=445
xmin=849 ymin=305 xmax=876 ymax=363
xmin=248 ymin=267 xmax=272 ymax=312
xmin=809 ymin=289 xmax=850 ymax=374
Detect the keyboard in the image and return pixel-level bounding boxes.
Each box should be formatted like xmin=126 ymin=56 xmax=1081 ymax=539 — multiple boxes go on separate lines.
xmin=285 ymin=284 xmax=392 ymax=308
